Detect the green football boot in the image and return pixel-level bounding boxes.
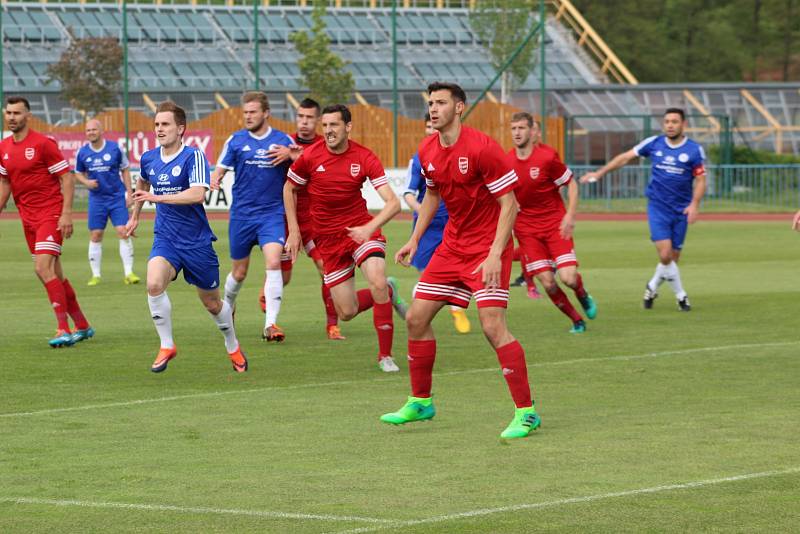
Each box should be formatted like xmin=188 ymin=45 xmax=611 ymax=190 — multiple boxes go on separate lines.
xmin=380 ymin=396 xmax=435 ymax=425
xmin=579 ymin=294 xmax=597 ymax=320
xmin=569 ymin=319 xmax=586 ymax=334
xmin=500 ymin=407 xmax=541 ymax=439
xmin=386 ymin=276 xmax=409 ymax=319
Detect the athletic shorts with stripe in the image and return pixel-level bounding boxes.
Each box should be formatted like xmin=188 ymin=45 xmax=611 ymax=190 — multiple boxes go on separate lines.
xmin=23 ymin=216 xmax=63 ymax=256
xmin=414 ymin=240 xmax=513 ymax=309
xmin=517 ymin=230 xmax=578 ymax=275
xmin=298 ymin=217 xmax=322 ymax=262
xmin=317 ymin=229 xmax=386 ymax=288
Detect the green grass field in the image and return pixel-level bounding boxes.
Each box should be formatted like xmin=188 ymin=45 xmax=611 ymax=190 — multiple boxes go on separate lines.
xmin=1 ymin=218 xmax=799 ymax=533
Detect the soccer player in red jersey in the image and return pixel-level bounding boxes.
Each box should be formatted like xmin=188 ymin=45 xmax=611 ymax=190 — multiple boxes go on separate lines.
xmin=509 ymin=112 xmax=597 ymax=333
xmin=380 ymin=82 xmax=541 ymax=439
xmin=0 ymin=96 xmax=94 ymax=347
xmin=284 ymin=104 xmax=403 ymax=372
xmin=265 ymin=98 xmax=345 ymax=340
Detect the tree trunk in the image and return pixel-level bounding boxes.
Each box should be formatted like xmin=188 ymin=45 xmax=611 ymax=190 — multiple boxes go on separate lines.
xmin=500 ymin=70 xmax=511 ymax=104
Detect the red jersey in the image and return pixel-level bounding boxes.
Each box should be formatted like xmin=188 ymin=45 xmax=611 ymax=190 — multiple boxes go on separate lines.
xmin=417 ymin=126 xmax=517 ymax=255
xmin=0 ymin=129 xmax=70 ymax=223
xmin=288 ymin=139 xmax=388 ymax=236
xmin=290 ymin=133 xmax=323 ymax=219
xmin=508 ymin=143 xmax=572 ymax=234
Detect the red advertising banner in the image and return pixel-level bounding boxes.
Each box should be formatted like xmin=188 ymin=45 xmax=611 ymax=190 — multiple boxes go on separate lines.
xmin=50 ymin=130 xmax=214 ymax=170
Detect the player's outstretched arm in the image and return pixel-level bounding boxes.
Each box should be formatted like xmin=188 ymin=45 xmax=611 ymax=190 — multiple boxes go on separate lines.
xmin=126 ymin=178 xmax=151 ymax=238
xmin=403 ymin=192 xmax=422 ymax=213
xmin=580 ymin=149 xmax=638 ymax=184
xmin=0 ymin=177 xmax=10 ymax=215
xmin=134 ymin=185 xmax=206 ymax=206
xmin=472 ymin=191 xmax=518 ymax=289
xmin=283 ymin=180 xmax=302 ymax=262
xmin=74 ymin=170 xmax=99 ymax=190
xmin=560 ymin=179 xmax=579 ymax=239
xmin=209 ymin=167 xmax=227 ymax=191
xmin=683 ymin=173 xmax=706 ymax=224
xmin=58 ymin=172 xmax=76 ymax=239
xmin=396 ymin=189 xmax=440 ymax=267
xmin=347 ymin=185 xmax=400 ymax=244
xmin=792 ymin=210 xmax=800 ymax=231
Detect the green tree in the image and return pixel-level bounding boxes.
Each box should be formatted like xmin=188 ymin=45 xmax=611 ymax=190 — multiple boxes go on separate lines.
xmin=469 ymin=0 xmax=538 ymax=103
xmin=289 ymin=0 xmax=354 ymax=107
xmin=46 ymin=35 xmax=122 ymax=115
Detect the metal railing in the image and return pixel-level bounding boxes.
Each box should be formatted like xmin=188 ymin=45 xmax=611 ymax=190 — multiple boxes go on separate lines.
xmin=572 ymin=164 xmax=800 ymax=212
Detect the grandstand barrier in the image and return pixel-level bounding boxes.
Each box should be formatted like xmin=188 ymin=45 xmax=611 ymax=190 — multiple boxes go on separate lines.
xmin=572 ymin=164 xmax=800 ymax=213
xmin=29 ymin=103 xmax=565 ymax=171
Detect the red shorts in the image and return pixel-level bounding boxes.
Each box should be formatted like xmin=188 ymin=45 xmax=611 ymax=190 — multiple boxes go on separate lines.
xmin=414 ymin=241 xmax=513 ymax=309
xmin=517 ymin=230 xmax=578 ymax=275
xmin=299 ymin=217 xmax=322 ymax=262
xmin=317 ymin=229 xmax=386 ymax=288
xmin=23 ymin=217 xmax=63 ymax=256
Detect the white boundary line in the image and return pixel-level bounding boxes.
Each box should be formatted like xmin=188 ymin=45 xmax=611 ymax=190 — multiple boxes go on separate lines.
xmin=325 ymin=467 xmax=800 ymax=534
xmin=1 ymin=341 xmax=797 ymax=419
xmin=0 ymin=496 xmax=393 ymax=524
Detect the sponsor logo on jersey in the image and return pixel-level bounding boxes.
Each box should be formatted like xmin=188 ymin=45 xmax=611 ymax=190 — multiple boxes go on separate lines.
xmin=458 ymin=157 xmax=468 ymax=174
xmin=158 ymin=173 xmax=170 ymax=183
xmin=350 ymin=163 xmax=360 ymax=177
xmin=256 ymin=148 xmax=268 ymax=156
xmin=678 ymin=153 xmax=689 ymax=163
xmin=24 ymin=148 xmax=35 ymax=160
xmin=529 ymin=167 xmax=540 ymax=179
xmin=316 ymin=165 xmax=326 ymax=172
xmin=171 ymin=166 xmax=181 ymax=177
xmin=103 ymin=153 xmax=111 ymax=161
xmin=664 ymin=155 xmax=675 ymax=164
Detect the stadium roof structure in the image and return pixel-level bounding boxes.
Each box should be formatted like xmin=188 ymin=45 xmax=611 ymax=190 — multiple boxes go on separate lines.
xmin=2 ymin=1 xmax=798 ymax=155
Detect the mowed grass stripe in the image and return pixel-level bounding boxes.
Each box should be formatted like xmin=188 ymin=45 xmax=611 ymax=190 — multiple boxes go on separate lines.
xmin=1 ymin=340 xmax=795 ymax=419
xmin=327 ymin=467 xmax=800 ymax=534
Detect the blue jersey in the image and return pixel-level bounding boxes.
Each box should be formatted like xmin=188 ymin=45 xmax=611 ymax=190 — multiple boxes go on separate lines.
xmin=404 ymin=153 xmax=448 ymax=223
xmin=140 ymin=144 xmax=216 ymax=248
xmin=75 ymin=140 xmax=129 ymax=200
xmin=216 ymin=127 xmax=293 ymax=220
xmin=633 ymin=135 xmax=706 ymax=213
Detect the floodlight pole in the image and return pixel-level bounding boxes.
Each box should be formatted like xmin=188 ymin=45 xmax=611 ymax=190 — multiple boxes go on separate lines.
xmin=123 ymin=0 xmax=129 ymax=156
xmin=463 ymin=20 xmax=543 ymax=120
xmin=539 ymin=0 xmax=546 ymax=142
xmin=391 ymin=0 xmax=398 ymax=167
xmin=253 ymin=0 xmax=260 ymax=90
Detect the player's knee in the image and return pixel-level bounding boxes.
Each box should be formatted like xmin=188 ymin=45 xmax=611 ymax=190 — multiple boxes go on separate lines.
xmin=338 ymin=307 xmax=358 ymax=321
xmin=559 ymin=271 xmax=577 ymax=287
xmin=369 ymin=279 xmax=388 ymax=299
xmin=147 ymin=279 xmax=167 ymax=296
xmin=539 ymin=276 xmax=558 ymax=293
xmin=230 ymin=266 xmax=247 ymax=283
xmin=405 ymin=308 xmax=428 ymax=336
xmin=202 ymin=298 xmax=222 ymax=315
xmin=34 ymin=261 xmax=55 ymax=281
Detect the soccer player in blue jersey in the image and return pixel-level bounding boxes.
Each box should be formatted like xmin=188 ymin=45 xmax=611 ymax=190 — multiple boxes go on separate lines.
xmin=74 ymin=119 xmax=139 ymax=286
xmin=581 ymin=108 xmax=706 ymax=311
xmin=401 ymin=113 xmax=470 ymax=334
xmin=126 ymin=101 xmax=247 ymax=373
xmin=210 ymin=92 xmax=293 ymax=342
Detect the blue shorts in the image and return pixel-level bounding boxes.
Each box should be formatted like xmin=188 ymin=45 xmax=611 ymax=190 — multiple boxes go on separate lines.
xmin=149 ymin=237 xmax=220 ymax=290
xmin=88 ymin=196 xmax=129 ymax=231
xmin=229 ymin=214 xmax=286 ymax=261
xmin=411 ymin=217 xmax=447 ymax=271
xmin=647 ymin=202 xmax=689 ymax=250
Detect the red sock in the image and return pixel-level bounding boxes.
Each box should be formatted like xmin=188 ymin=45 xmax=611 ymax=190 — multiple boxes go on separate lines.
xmin=322 ymin=283 xmax=337 ymax=326
xmin=513 ymin=246 xmax=522 ymax=261
xmin=62 ymin=279 xmax=90 ymax=330
xmin=373 ymin=300 xmax=394 ymax=357
xmin=547 ymin=286 xmax=583 ymax=323
xmin=495 ymin=340 xmax=532 ymax=408
xmin=44 ymin=279 xmax=70 ymax=332
xmin=573 ymin=274 xmax=588 ymax=299
xmin=524 ymin=272 xmax=535 ymax=286
xmin=356 ymin=288 xmax=374 ymax=314
xmin=408 ymin=339 xmax=436 ymax=398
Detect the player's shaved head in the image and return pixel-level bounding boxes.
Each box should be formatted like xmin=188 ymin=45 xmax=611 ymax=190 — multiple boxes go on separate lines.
xmin=85 ymin=119 xmax=104 ymax=144
xmin=85 ymin=119 xmax=103 ymax=131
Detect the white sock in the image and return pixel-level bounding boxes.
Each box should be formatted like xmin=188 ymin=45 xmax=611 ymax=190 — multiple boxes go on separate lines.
xmin=119 ymin=238 xmax=134 ymax=276
xmin=663 ymin=261 xmax=687 ymax=300
xmin=88 ymin=241 xmax=102 ymax=277
xmin=264 ymin=269 xmax=283 ymax=327
xmin=224 ymin=272 xmax=242 ymax=307
xmin=147 ymin=292 xmax=174 ymax=349
xmin=648 ymin=263 xmax=667 ymax=291
xmin=212 ymin=300 xmax=239 ymax=353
